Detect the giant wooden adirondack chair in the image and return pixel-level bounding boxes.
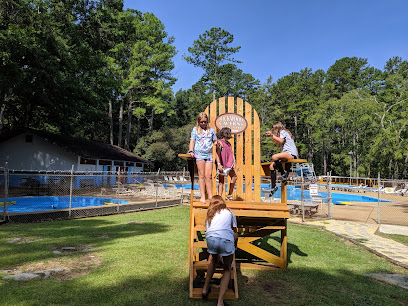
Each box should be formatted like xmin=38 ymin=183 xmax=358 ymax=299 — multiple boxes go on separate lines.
xmin=179 ymin=97 xmax=306 ymax=300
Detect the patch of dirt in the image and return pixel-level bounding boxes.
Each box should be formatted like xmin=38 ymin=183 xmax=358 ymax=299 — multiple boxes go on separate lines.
xmin=389 ymin=294 xmax=408 ymax=304
xmin=245 ymin=276 xmax=289 ymax=301
xmin=11 ymin=253 xmax=102 ymax=281
xmin=94 ymin=234 xmax=111 ymax=239
xmin=10 ymin=237 xmax=43 ymax=244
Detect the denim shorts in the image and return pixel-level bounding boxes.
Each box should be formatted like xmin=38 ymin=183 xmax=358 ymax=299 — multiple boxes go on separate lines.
xmin=206 ymin=237 xmax=235 ymax=257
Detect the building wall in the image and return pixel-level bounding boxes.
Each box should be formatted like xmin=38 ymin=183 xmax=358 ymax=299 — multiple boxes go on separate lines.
xmin=0 ymin=133 xmax=146 ymax=172
xmin=0 ymin=133 xmax=78 ymax=171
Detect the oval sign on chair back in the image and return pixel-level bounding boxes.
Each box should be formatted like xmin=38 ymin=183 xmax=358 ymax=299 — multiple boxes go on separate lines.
xmin=214 ymin=113 xmax=248 ymax=134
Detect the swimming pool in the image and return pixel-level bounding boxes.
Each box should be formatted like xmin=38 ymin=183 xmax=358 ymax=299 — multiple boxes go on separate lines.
xmin=171 ymin=184 xmax=390 ymax=204
xmin=0 ymin=196 xmax=129 ymax=213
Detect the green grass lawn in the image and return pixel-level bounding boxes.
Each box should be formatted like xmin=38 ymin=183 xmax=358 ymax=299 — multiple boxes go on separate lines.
xmin=0 ymin=205 xmax=407 ymax=305
xmin=380 ymin=233 xmax=408 ymax=246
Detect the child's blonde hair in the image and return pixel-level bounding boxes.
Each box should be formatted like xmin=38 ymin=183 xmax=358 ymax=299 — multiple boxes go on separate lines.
xmin=272 ymin=122 xmax=294 ymax=139
xmin=196 ymin=112 xmax=209 ymax=134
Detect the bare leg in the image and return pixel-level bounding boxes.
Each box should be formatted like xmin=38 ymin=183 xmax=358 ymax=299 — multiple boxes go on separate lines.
xmin=202 ymin=254 xmax=217 ymax=295
xmin=196 ymin=160 xmax=206 ymax=203
xmin=227 ymin=170 xmax=237 ymax=196
xmin=218 ymin=175 xmax=225 ymax=196
xmin=271 ymin=152 xmax=292 ymax=165
xmin=218 ymin=254 xmax=233 ymax=306
xmin=204 ymin=162 xmax=213 ymax=199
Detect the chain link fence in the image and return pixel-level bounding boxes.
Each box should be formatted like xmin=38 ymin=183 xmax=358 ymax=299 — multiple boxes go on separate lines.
xmin=288 ymin=172 xmax=408 ymax=226
xmin=0 ymin=168 xmax=192 ymax=223
xmin=1 ymin=166 xmax=407 ymax=226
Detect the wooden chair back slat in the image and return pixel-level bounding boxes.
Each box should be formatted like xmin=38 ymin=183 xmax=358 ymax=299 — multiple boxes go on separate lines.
xmin=244 ymin=101 xmax=252 ymax=201
xmin=210 ymin=100 xmax=218 ymax=196
xmin=227 ymin=97 xmax=235 ymax=198
xmin=235 ymin=98 xmax=244 ymax=199
xmin=253 ymin=109 xmax=261 ymax=202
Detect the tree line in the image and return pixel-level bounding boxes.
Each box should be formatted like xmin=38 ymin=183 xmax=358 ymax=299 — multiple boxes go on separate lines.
xmin=1 ymin=1 xmax=407 ymax=179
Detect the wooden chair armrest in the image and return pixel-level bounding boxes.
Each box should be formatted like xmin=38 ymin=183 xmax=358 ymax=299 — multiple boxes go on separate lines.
xmin=261 ymin=159 xmax=308 ymax=176
xmin=178 ymin=153 xmax=194 ymax=161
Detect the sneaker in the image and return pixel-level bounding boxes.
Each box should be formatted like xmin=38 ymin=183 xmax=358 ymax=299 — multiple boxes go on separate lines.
xmin=281 ymin=171 xmax=288 ymax=185
xmin=226 ymin=195 xmax=233 ymax=201
xmin=269 ymin=186 xmax=278 ymax=197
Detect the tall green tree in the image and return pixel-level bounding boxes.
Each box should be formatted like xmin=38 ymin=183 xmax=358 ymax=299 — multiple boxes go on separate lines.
xmin=325 ymin=57 xmax=374 ymax=99
xmin=119 ymin=11 xmax=176 ymax=150
xmin=213 ymin=64 xmax=260 ymax=100
xmin=183 ymin=27 xmax=241 ymax=100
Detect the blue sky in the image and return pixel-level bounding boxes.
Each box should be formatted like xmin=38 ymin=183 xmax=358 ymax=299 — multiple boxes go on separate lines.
xmin=124 ymin=0 xmax=408 ymax=92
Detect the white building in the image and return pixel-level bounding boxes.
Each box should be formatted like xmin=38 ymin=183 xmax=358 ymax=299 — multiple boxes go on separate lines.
xmin=0 ymin=129 xmax=150 ymax=173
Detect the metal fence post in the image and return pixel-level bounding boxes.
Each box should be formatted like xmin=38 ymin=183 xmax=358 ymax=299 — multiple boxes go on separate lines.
xmin=301 ymin=170 xmax=305 ymax=222
xmin=327 ymin=171 xmax=332 ymax=219
xmin=377 ymin=172 xmax=381 ymax=224
xmin=3 ymin=162 xmax=9 ymax=222
xmin=69 ymin=165 xmax=74 ymax=218
xmin=181 ymin=167 xmax=185 ymax=204
xmin=155 ymin=183 xmax=158 ymax=207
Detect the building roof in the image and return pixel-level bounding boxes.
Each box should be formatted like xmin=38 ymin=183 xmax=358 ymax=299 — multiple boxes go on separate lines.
xmin=0 ymin=129 xmax=151 ymax=164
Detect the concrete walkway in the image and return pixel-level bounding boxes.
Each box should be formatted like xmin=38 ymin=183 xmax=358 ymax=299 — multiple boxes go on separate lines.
xmin=291 ymin=218 xmax=408 ymax=268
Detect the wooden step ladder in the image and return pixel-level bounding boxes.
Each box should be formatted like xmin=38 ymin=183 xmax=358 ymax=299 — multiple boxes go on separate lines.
xmin=189 ymin=206 xmax=239 ymax=300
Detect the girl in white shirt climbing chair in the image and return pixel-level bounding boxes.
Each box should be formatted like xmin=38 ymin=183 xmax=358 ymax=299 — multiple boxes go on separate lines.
xmin=202 ymin=195 xmax=237 ymax=306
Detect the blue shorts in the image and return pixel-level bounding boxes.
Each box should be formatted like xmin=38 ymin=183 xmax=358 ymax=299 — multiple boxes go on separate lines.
xmin=206 ymin=237 xmax=235 ymax=257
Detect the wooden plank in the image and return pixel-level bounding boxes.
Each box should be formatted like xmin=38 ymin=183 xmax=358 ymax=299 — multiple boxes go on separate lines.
xmin=241 ymin=227 xmax=286 ymax=238
xmin=209 ymin=100 xmax=217 ymax=197
xmin=233 ymin=210 xmax=290 ymax=218
xmin=237 ymin=240 xmax=285 ymax=268
xmin=228 ymin=97 xmax=235 ymax=152
xmin=193 ymin=202 xmax=289 ymax=211
xmin=261 ymin=159 xmax=307 ymax=176
xmin=232 ymin=253 xmax=239 ymax=299
xmin=219 ymin=97 xmax=225 ymax=114
xmin=280 ymin=219 xmax=287 ymax=269
xmin=191 ymin=288 xmax=237 ymax=300
xmin=227 ymin=97 xmax=236 ymax=198
xmin=194 ymin=209 xmax=207 ymax=226
xmin=194 ymin=241 xmax=207 ymax=248
xmin=261 ymin=159 xmax=307 ymax=166
xmin=239 ymin=237 xmax=265 ymax=243
xmin=238 ymin=262 xmax=281 ymax=270
xmin=218 ymin=97 xmax=227 ymax=198
xmin=236 ymin=98 xmax=244 ymax=200
xmin=253 ymin=108 xmax=261 ymax=202
xmin=189 ymin=207 xmax=195 ymax=298
xmin=244 ymin=101 xmax=252 ymax=202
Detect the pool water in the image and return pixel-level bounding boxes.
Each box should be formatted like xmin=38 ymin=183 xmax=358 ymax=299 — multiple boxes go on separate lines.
xmin=0 ymin=196 xmax=129 ymax=213
xmin=172 ymin=184 xmax=390 ymax=204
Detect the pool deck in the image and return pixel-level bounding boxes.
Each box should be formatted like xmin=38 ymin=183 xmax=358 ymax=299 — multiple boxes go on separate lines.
xmin=287 ymin=189 xmax=408 ymax=225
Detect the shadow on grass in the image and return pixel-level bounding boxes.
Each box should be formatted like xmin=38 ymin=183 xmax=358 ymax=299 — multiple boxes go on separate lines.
xmin=1 ymin=266 xmax=407 ymax=305
xmin=239 ymin=267 xmax=408 ymax=305
xmin=0 ymin=218 xmax=170 ymax=268
xmin=235 ymin=235 xmax=307 ymax=265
